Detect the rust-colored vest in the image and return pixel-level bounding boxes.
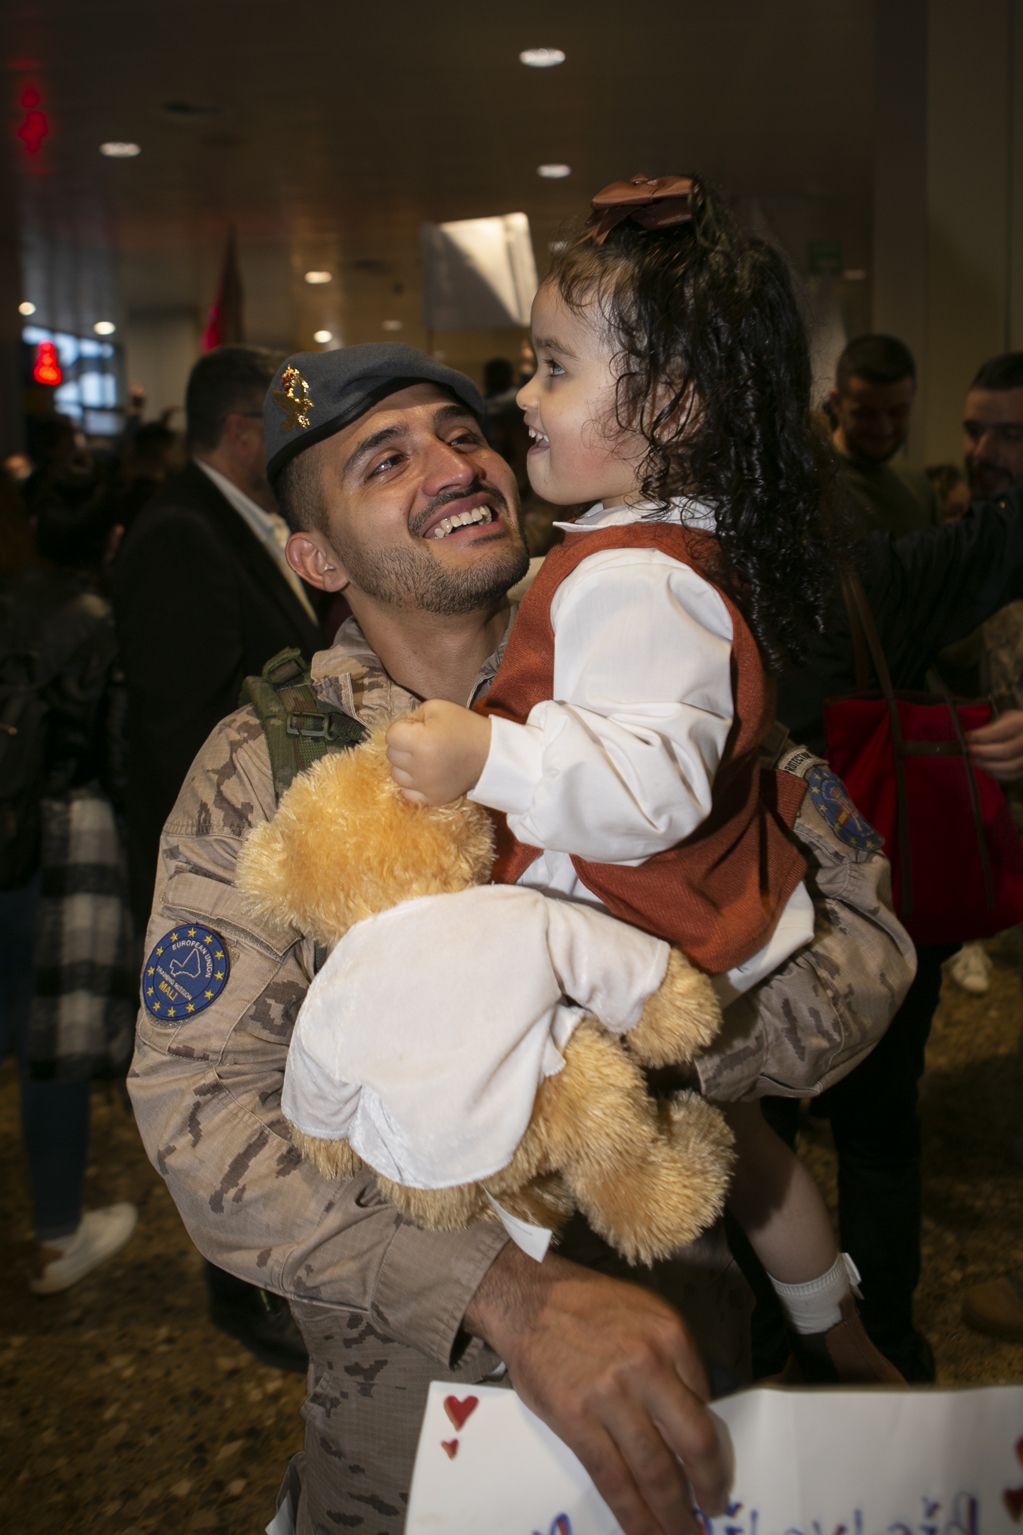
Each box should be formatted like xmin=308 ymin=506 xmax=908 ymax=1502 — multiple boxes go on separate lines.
xmin=481 ymin=523 xmax=806 ymax=972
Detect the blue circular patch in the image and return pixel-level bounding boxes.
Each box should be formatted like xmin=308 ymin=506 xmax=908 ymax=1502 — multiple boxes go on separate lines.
xmin=805 ymin=764 xmax=884 ymax=853
xmin=142 ymin=925 xmax=230 ymax=1021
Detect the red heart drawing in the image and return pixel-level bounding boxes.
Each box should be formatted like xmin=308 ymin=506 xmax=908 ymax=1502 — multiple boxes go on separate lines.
xmin=444 ymin=1394 xmax=479 ymax=1431
xmin=1003 ymin=1486 xmax=1023 ymax=1522
xmin=441 ymin=1439 xmax=458 ymax=1461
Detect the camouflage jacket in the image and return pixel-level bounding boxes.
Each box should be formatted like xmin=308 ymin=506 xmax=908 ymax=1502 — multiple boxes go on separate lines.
xmin=128 ymin=608 xmax=911 ymax=1376
xmin=128 ymin=617 xmax=512 ymax=1374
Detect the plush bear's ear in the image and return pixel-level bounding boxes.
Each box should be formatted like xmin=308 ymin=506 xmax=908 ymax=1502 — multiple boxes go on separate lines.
xmin=236 ymin=747 xmax=373 ymax=943
xmin=237 ymin=725 xmax=496 ymax=942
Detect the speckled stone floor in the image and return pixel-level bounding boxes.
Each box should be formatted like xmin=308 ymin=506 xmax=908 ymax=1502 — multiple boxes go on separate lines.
xmin=2 ymin=940 xmax=1021 ymax=1535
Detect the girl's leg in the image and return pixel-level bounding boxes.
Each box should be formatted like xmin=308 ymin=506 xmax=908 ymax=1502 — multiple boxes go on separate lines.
xmin=724 ymin=1101 xmax=903 ymax=1383
xmin=725 ymin=1099 xmax=837 ymax=1283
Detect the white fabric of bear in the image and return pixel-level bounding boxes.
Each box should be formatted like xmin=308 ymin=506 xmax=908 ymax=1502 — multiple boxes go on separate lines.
xmin=282 ymin=884 xmax=670 ymax=1189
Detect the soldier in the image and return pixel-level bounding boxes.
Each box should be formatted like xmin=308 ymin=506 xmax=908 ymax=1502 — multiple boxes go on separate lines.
xmin=128 ymin=344 xmax=740 ymax=1535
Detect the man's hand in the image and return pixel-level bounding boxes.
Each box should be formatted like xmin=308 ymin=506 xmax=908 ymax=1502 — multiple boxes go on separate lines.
xmin=464 ymin=1247 xmax=732 ymax=1535
xmin=967 ymin=708 xmax=1023 ymax=782
xmin=386 ymin=700 xmax=492 ymax=804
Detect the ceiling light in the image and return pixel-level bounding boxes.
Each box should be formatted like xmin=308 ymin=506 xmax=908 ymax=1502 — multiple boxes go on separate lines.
xmin=313 ymin=329 xmax=333 ymax=344
xmin=94 ymin=320 xmax=116 ymax=335
xmin=100 ymin=141 xmax=141 ymax=158
xmin=304 ymin=270 xmax=332 ymax=285
xmin=18 ymin=301 xmax=36 ymax=316
xmin=381 ymin=319 xmax=403 ymax=332
xmin=519 ymin=47 xmax=565 ymax=68
xmin=537 ymin=164 xmax=571 ymax=179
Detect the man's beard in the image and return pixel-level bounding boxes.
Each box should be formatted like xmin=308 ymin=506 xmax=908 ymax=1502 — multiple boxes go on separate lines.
xmin=343 ymin=533 xmax=530 ymax=616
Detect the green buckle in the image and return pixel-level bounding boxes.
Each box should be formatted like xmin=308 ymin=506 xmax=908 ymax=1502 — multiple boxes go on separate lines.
xmin=264 ymin=651 xmax=307 ymax=687
xmin=286 ymin=710 xmax=340 ymax=741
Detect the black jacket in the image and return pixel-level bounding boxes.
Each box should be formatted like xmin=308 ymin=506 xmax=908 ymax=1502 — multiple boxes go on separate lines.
xmin=112 ymin=462 xmax=322 ymax=922
xmin=778 ymin=486 xmax=1023 ymax=756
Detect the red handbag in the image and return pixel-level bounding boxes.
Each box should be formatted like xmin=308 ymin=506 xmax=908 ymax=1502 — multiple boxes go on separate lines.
xmin=823 ymin=569 xmax=1023 ymax=945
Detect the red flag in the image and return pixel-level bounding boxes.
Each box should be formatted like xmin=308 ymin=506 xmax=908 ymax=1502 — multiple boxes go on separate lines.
xmin=203 ymin=228 xmax=245 ymax=351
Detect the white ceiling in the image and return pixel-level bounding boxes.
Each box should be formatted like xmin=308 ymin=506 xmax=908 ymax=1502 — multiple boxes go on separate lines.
xmin=7 ymin=0 xmax=876 ymax=352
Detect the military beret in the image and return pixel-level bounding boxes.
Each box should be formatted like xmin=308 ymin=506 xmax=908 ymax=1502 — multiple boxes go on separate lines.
xmin=264 ymin=343 xmax=485 ymax=484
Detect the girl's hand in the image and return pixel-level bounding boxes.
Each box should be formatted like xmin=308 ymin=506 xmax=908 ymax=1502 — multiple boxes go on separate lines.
xmin=386 ymin=701 xmax=492 ymax=804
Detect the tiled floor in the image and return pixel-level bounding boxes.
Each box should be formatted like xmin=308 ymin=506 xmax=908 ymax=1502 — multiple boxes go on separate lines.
xmin=2 ymin=942 xmax=1021 ymax=1534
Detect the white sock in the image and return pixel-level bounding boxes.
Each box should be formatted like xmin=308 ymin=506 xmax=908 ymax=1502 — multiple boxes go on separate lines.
xmin=769 ymin=1253 xmax=861 ymax=1335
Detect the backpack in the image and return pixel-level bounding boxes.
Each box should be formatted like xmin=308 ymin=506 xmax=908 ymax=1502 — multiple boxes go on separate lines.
xmin=241 ymin=647 xmax=367 ymax=975
xmin=240 ymin=646 xmax=366 ymax=803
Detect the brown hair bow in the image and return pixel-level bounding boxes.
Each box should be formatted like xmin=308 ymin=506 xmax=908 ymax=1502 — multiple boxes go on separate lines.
xmin=586 ymin=174 xmax=696 ymax=246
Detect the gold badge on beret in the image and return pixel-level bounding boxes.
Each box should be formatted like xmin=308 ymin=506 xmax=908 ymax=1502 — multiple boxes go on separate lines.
xmin=273 ymin=366 xmax=313 ymax=431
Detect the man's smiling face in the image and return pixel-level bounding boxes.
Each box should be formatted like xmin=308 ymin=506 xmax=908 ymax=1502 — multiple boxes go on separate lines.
xmin=304 ymin=383 xmax=527 ymax=615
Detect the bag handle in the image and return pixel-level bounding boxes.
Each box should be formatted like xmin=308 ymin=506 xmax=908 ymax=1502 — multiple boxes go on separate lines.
xmin=838 ymin=566 xmax=915 ymax=913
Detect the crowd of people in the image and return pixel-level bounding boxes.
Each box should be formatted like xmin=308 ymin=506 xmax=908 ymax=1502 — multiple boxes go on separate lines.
xmin=2 ymin=170 xmax=1022 ymax=1535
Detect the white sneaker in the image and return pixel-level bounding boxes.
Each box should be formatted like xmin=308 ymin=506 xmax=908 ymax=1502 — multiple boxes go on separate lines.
xmin=31 ymin=1203 xmax=138 ymax=1295
xmin=948 ymin=942 xmax=992 ymax=996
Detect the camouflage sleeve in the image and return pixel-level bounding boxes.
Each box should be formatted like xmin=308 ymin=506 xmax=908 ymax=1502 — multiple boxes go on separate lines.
xmin=694 ymin=747 xmax=917 ymax=1103
xmin=127 ymin=706 xmax=508 ymax=1370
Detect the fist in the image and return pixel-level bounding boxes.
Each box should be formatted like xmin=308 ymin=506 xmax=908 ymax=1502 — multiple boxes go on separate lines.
xmin=386 ymin=700 xmax=492 ymax=805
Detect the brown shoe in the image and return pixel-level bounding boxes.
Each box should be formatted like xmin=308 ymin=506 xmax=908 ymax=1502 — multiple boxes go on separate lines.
xmin=785 ymin=1295 xmax=906 ymax=1386
xmin=962 ymin=1271 xmax=1023 ymax=1343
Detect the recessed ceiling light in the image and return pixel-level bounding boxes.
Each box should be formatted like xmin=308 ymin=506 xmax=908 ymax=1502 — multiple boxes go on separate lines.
xmin=519 ymin=47 xmax=565 ymax=68
xmin=537 ymin=164 xmax=571 ymax=179
xmin=94 ymin=320 xmax=116 ymax=335
xmin=313 ymin=329 xmax=333 ymax=344
xmin=99 ymin=141 xmax=141 ymax=158
xmin=18 ymin=301 xmax=36 ymax=316
xmin=304 ymin=270 xmax=332 ymax=285
xmin=381 ymin=319 xmax=403 ymax=332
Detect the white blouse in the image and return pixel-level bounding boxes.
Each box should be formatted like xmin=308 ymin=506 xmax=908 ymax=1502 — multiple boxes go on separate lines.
xmin=469 ymin=499 xmax=813 ymax=1001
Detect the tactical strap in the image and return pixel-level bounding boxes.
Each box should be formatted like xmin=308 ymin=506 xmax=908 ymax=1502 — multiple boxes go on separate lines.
xmin=242 ymin=647 xmax=367 ymax=976
xmin=240 ymin=646 xmax=367 ymax=803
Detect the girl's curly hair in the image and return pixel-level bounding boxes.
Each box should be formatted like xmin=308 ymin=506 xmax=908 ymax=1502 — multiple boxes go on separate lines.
xmin=546 ymin=178 xmax=838 ymax=670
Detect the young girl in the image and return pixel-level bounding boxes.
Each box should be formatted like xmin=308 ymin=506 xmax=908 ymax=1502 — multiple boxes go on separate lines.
xmin=386 ymin=173 xmax=901 ymax=1384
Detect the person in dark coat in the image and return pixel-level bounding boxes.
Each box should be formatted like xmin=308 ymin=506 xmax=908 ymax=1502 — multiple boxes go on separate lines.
xmin=113 ymin=346 xmax=322 ymax=932
xmin=752 ymin=483 xmax=1023 ymax=1382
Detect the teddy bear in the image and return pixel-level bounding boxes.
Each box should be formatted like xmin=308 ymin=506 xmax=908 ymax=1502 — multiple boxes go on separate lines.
xmin=236 ymin=728 xmax=735 ymax=1266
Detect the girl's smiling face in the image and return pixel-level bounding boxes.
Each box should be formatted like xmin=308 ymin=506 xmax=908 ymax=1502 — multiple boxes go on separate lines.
xmin=516 ymin=282 xmax=646 ymax=509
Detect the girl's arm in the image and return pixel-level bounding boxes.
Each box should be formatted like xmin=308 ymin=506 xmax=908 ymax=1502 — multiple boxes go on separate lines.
xmin=386 ymin=548 xmax=735 ymax=861
xmin=477 ymin=547 xmax=735 ymax=861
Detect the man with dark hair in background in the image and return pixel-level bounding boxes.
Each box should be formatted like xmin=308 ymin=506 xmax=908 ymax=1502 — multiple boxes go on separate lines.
xmin=113 ymin=345 xmax=322 ymax=1371
xmin=830 ymin=334 xmax=939 ymax=537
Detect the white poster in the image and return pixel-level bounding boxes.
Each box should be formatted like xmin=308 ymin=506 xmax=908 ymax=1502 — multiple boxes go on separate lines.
xmin=407 ymin=1381 xmax=1023 ymax=1535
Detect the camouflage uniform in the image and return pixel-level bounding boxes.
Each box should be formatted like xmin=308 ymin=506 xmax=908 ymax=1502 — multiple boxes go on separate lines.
xmin=128 ymin=616 xmax=751 ymax=1535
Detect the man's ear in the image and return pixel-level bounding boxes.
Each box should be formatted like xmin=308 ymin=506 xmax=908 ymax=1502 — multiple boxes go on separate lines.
xmin=286 ymin=531 xmax=349 ymax=593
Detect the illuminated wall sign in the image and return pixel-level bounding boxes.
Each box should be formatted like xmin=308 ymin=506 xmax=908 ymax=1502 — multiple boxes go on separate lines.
xmin=33 ymin=341 xmax=63 ymax=386
xmin=17 ymin=85 xmax=50 ymax=156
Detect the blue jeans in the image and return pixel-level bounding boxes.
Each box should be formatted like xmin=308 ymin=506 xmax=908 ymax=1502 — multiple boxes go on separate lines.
xmin=0 ymin=874 xmax=91 ymax=1240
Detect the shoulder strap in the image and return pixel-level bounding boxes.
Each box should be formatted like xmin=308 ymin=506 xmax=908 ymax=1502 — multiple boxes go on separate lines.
xmin=240 ymin=646 xmax=366 ymax=803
